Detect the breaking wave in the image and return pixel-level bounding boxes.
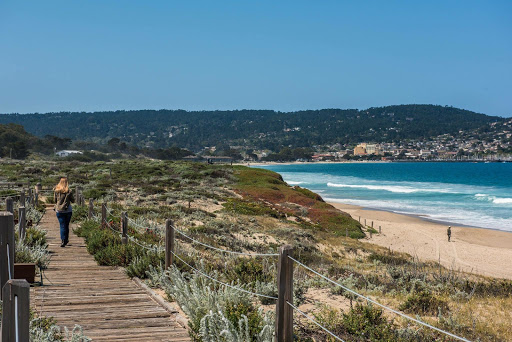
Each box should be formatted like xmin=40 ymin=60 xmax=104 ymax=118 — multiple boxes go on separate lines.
xmin=326 ymin=182 xmax=454 ymax=194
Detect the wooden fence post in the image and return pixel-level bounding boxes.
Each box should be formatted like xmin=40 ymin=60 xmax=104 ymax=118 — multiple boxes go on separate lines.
xmin=1 ymin=279 xmax=30 ymax=342
xmin=379 ymin=226 xmax=381 ymax=234
xmin=19 ymin=190 xmax=25 ymax=206
xmin=6 ymin=197 xmax=14 ymax=214
xmin=75 ymin=186 xmax=79 ymax=204
xmin=78 ymin=187 xmax=84 ymax=205
xmin=88 ymin=199 xmax=94 ymax=219
xmin=18 ymin=206 xmax=26 ymax=240
xmin=275 ymin=244 xmax=294 ymax=342
xmin=0 ymin=211 xmax=15 ymax=299
xmin=27 ymin=188 xmax=33 ymax=205
xmin=101 ymin=203 xmax=107 ymax=227
xmin=121 ymin=212 xmax=128 ymax=245
xmin=165 ymin=219 xmax=174 ymax=269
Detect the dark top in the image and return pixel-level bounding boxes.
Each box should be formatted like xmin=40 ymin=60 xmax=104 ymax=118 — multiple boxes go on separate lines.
xmin=54 ymin=191 xmax=74 ymax=213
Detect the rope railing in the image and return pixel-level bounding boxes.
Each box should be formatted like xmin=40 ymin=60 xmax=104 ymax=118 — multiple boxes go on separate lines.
xmin=126 ymin=215 xmax=162 ymax=231
xmin=288 ymin=256 xmax=471 ymax=342
xmin=127 ymin=235 xmax=164 ymax=253
xmin=171 ymin=250 xmax=278 ymax=300
xmin=173 ymin=226 xmax=279 ymax=257
xmin=286 ymin=301 xmax=345 ymax=342
xmin=103 ymin=215 xmax=164 ymax=252
xmin=105 ymin=206 xmax=279 ymax=257
xmin=92 ymin=201 xmax=471 ymax=342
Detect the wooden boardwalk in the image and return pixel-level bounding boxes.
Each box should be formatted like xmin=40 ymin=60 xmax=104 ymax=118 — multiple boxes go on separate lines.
xmin=31 ymin=208 xmax=190 ymax=342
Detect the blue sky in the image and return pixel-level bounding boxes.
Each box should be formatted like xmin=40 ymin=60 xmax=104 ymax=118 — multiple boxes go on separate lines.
xmin=1 ymin=1 xmax=511 ymax=116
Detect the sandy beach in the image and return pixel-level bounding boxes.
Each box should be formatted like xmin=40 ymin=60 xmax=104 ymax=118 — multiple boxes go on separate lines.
xmin=329 ymin=202 xmax=512 ymax=280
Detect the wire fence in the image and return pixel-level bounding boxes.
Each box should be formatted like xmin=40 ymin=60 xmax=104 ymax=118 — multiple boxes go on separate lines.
xmin=105 ymin=206 xmax=279 ymax=257
xmin=171 ymin=250 xmax=278 ymax=300
xmin=286 ymin=301 xmax=345 ymax=342
xmin=288 ymin=256 xmax=471 ymax=342
xmin=173 ymin=226 xmax=279 ymax=257
xmin=96 ymin=201 xmax=471 ymax=342
xmin=103 ymin=213 xmax=165 ymax=252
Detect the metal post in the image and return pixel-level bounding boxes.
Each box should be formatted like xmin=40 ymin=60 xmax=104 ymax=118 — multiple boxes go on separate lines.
xmin=379 ymin=226 xmax=381 ymax=234
xmin=121 ymin=212 xmax=128 ymax=245
xmin=165 ymin=219 xmax=174 ymax=269
xmin=6 ymin=197 xmax=14 ymax=214
xmin=0 ymin=211 xmax=15 ymax=299
xmin=88 ymin=199 xmax=94 ymax=219
xmin=275 ymin=245 xmax=294 ymax=342
xmin=1 ymin=279 xmax=30 ymax=342
xmin=18 ymin=206 xmax=26 ymax=240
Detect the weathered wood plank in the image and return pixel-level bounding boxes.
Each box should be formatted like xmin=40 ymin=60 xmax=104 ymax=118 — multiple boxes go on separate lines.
xmin=30 ymin=208 xmax=190 ymax=341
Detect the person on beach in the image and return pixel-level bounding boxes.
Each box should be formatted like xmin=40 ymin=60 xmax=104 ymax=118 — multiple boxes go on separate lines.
xmin=447 ymin=226 xmax=452 ymax=242
xmin=54 ymin=177 xmax=74 ymax=247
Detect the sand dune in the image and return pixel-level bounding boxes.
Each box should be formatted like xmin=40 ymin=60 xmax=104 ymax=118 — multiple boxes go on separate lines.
xmin=330 ymin=202 xmax=512 ymax=280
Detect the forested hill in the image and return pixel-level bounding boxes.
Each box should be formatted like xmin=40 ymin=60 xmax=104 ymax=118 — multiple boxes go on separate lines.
xmin=0 ymin=105 xmax=502 ymax=150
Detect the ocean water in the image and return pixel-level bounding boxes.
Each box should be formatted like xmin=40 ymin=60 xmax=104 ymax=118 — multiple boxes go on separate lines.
xmin=257 ymin=162 xmax=512 ymax=232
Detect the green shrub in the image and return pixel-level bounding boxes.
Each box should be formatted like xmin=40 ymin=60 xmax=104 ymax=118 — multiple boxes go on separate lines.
xmin=25 ymin=227 xmax=47 ymax=248
xmin=83 ymin=188 xmax=107 ymax=200
xmin=71 ymin=205 xmax=88 ymax=223
xmin=93 ymin=243 xmax=141 ymax=266
xmin=222 ymin=198 xmax=282 ymax=218
xmin=369 ymin=252 xmax=410 ymax=266
xmin=224 ymin=300 xmax=264 ymax=340
xmin=229 ymin=258 xmax=271 ymax=284
xmin=312 ymin=306 xmax=345 ymax=342
xmin=399 ymin=290 xmax=449 ymax=315
xmin=342 ymin=303 xmax=396 ymax=341
xmin=125 ymin=252 xmax=165 ymax=278
xmin=85 ymin=229 xmax=121 ymax=256
xmin=292 ymin=186 xmax=324 ymax=201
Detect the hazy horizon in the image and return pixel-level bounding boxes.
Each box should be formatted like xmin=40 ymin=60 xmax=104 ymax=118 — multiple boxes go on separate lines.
xmin=0 ymin=103 xmax=507 ymax=119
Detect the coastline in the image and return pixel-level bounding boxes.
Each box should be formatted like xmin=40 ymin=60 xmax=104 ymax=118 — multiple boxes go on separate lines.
xmin=328 ymin=201 xmax=512 ymax=280
xmin=245 ymin=160 xmax=511 ymax=167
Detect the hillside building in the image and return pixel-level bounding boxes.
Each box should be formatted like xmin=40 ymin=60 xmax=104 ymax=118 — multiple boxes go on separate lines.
xmin=55 ymin=150 xmax=82 ymax=157
xmin=354 ymin=143 xmax=382 ymax=156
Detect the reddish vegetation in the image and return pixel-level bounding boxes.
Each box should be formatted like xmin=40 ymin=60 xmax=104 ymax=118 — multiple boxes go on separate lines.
xmin=232 ymin=166 xmax=364 ymax=238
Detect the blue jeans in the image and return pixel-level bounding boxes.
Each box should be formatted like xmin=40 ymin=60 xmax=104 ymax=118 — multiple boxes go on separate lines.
xmin=56 ymin=212 xmax=72 ymax=242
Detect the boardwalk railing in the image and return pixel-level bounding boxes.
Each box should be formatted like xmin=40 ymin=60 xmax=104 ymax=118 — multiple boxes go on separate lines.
xmin=0 ymin=183 xmax=47 ymax=340
xmin=95 ymin=201 xmax=473 ymax=342
xmin=1 ymin=210 xmax=30 ymax=341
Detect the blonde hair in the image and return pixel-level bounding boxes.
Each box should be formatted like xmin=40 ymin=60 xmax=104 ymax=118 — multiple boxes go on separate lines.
xmin=54 ymin=177 xmax=69 ymax=193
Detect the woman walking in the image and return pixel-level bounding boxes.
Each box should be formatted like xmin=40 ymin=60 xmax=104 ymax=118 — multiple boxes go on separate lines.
xmin=54 ymin=177 xmax=74 ymax=247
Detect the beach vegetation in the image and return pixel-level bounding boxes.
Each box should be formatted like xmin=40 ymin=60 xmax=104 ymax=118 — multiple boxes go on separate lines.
xmin=3 ymin=158 xmax=512 ymax=341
